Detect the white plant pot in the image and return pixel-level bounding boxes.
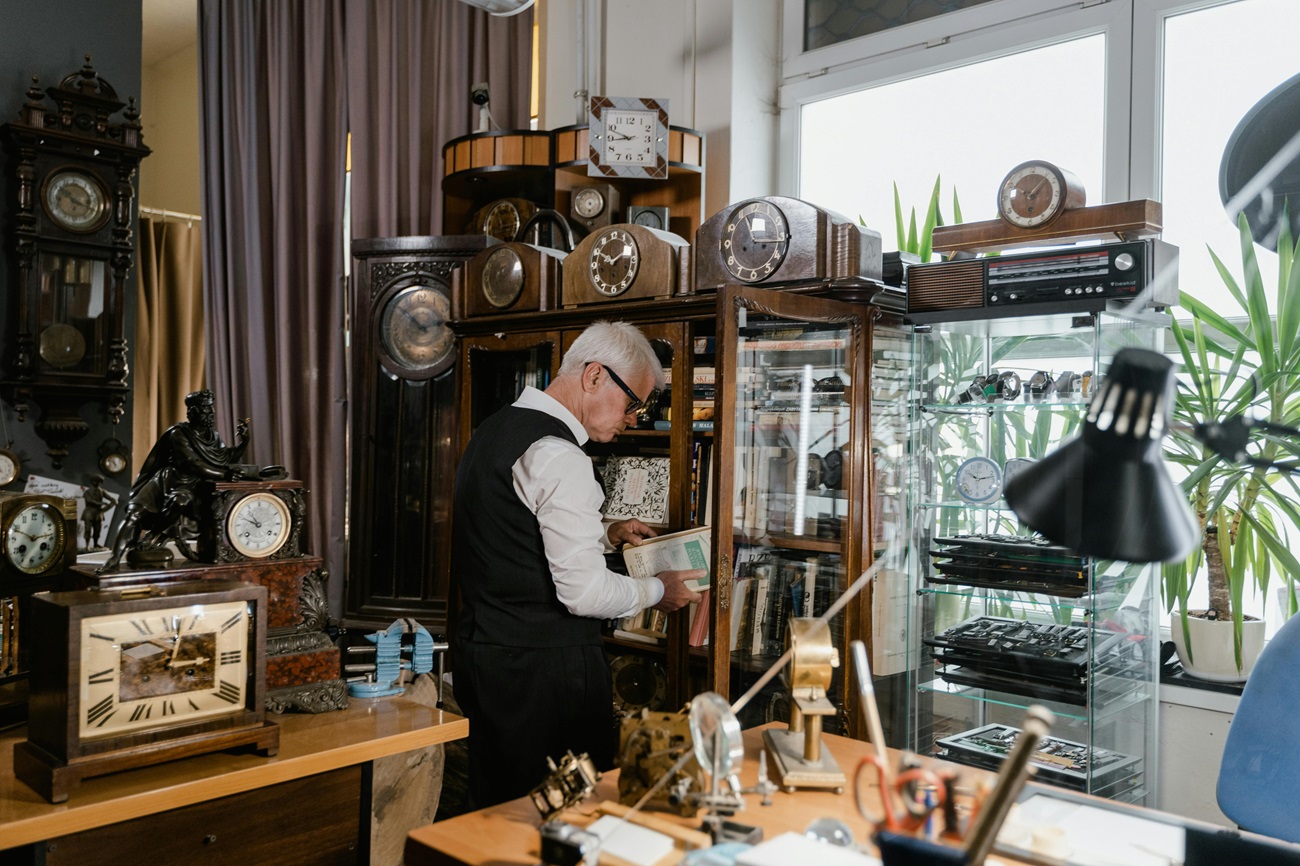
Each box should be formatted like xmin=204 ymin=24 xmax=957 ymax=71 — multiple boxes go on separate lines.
xmin=1170 ymin=612 xmax=1266 ymax=683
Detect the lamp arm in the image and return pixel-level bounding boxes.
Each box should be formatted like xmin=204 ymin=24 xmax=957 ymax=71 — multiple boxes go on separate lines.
xmin=1192 ymin=414 xmax=1300 ymax=473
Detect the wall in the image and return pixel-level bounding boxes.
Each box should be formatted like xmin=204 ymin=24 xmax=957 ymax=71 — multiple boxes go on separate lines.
xmin=0 ymin=0 xmax=142 ymax=518
xmin=538 ymin=0 xmax=781 ymax=218
xmin=139 ymin=41 xmax=201 ymax=215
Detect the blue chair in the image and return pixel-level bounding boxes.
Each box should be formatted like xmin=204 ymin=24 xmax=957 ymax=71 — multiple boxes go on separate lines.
xmin=1217 ymin=612 xmax=1300 ymax=842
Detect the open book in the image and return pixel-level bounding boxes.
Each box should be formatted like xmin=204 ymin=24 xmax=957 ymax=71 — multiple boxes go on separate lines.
xmin=622 ymin=525 xmax=711 ymax=591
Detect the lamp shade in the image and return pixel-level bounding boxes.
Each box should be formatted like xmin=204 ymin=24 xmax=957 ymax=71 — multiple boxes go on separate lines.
xmin=1004 ymin=347 xmax=1198 ymax=563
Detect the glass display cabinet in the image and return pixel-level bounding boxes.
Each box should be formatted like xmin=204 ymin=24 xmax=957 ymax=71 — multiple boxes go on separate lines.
xmin=905 ymin=308 xmax=1167 ymax=805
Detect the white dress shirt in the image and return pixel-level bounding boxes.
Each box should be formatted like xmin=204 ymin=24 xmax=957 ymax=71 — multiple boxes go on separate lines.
xmin=511 ymin=387 xmax=664 ymax=619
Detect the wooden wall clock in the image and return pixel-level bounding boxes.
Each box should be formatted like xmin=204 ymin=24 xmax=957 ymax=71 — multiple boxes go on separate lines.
xmin=346 ymin=235 xmax=494 ymax=631
xmin=588 ymin=96 xmax=670 ymax=180
xmin=693 ymin=196 xmax=883 ymax=294
xmin=0 ymin=60 xmax=151 ymax=466
xmin=15 ymin=579 xmax=278 ymax=802
xmin=562 ymin=223 xmax=690 ymax=307
xmin=455 ymin=242 xmax=566 ymax=319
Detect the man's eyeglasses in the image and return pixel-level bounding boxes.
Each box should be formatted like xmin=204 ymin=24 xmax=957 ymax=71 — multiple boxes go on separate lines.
xmin=601 ymin=364 xmax=651 ymax=415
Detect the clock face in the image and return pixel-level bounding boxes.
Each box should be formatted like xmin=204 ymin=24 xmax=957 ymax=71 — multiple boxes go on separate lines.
xmin=4 ymin=502 xmax=65 ymax=574
xmin=38 ymin=323 xmax=87 ymax=368
xmin=0 ymin=449 xmax=19 ymax=487
xmin=602 ymin=109 xmax=658 ymax=167
xmin=379 ymin=284 xmax=454 ymax=374
xmin=43 ymin=169 xmax=110 ymax=233
xmin=226 ymin=492 xmax=291 ymax=558
xmin=954 ymin=456 xmax=1003 ymax=505
xmin=101 ymin=451 xmax=128 ymax=476
xmin=573 ymin=187 xmax=607 ymax=219
xmin=1002 ymin=457 xmax=1036 ymax=499
xmin=997 ymin=161 xmax=1083 ymax=229
xmin=589 ymin=227 xmax=640 ymax=296
xmin=480 ymin=200 xmax=522 ymax=242
xmin=722 ymin=200 xmax=790 ymax=283
xmin=481 ymin=247 xmax=525 ymax=309
xmin=78 ymin=598 xmax=251 ymax=739
xmin=630 ymin=208 xmax=666 ymax=230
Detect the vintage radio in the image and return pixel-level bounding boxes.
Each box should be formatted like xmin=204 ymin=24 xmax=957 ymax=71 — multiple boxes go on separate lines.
xmin=906 ymin=239 xmax=1178 ymax=324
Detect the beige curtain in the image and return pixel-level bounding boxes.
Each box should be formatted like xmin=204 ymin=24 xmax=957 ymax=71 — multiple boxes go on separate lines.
xmin=133 ymin=215 xmax=206 ymax=473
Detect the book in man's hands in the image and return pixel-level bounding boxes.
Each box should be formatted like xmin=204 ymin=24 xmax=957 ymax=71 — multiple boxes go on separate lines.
xmin=622 ymin=525 xmax=711 ymax=591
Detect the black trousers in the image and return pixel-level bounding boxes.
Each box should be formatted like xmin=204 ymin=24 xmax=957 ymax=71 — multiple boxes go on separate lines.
xmin=452 ymin=640 xmax=615 ymax=810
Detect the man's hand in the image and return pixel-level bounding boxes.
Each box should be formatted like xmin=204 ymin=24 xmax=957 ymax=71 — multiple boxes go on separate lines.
xmin=652 ymin=569 xmax=705 ymax=613
xmin=236 ymin=417 xmax=251 ymax=441
xmin=607 ymin=518 xmax=658 ymax=548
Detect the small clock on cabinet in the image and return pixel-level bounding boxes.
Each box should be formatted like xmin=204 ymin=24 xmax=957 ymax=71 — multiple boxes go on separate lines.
xmin=455 ymin=242 xmax=566 ymax=319
xmin=569 ymin=182 xmax=621 ymax=232
xmin=198 ymin=480 xmax=305 ymax=564
xmin=466 ymin=197 xmax=539 ymax=243
xmin=15 ymin=579 xmax=278 ymax=802
xmin=693 ymin=196 xmax=883 ymax=293
xmin=997 ymin=160 xmax=1086 ymax=230
xmin=0 ymin=492 xmax=76 ymax=579
xmin=588 ymin=96 xmax=669 ymax=180
xmin=627 ymin=205 xmax=671 ymax=232
xmin=562 ymin=223 xmax=690 ymax=307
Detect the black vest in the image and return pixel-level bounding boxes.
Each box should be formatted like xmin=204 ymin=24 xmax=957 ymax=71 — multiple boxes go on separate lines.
xmin=451 ymin=405 xmax=604 ymax=648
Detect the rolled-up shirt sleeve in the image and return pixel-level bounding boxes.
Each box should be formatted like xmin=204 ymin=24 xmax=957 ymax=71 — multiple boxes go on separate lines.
xmin=513 ymin=437 xmax=663 ymax=619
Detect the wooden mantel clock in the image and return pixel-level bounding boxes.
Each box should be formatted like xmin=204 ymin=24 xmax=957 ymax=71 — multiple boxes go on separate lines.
xmin=0 ymin=58 xmax=151 ymax=466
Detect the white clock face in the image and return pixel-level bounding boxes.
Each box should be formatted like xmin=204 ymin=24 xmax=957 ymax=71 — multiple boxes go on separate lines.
xmin=5 ymin=503 xmax=64 ymax=574
xmin=602 ymin=109 xmax=658 ymax=166
xmin=0 ymin=451 xmax=17 ymax=487
xmin=79 ymin=599 xmax=251 ymax=739
xmin=954 ymin=456 xmax=1003 ymax=505
xmin=573 ymin=187 xmax=606 ymax=219
xmin=589 ymin=227 xmax=640 ymax=296
xmin=44 ymin=170 xmax=109 ymax=232
xmin=227 ymin=492 xmax=291 ymax=558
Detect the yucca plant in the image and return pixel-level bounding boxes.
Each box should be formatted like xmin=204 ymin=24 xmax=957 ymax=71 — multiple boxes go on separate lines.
xmin=891 ymin=175 xmax=963 ymax=262
xmin=1163 ymin=209 xmax=1300 ymax=671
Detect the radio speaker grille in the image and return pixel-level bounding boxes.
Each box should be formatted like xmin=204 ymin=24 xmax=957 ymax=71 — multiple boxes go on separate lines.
xmin=907 ymin=260 xmax=985 ymax=314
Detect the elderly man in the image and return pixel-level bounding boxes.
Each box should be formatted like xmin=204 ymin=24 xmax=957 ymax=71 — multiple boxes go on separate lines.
xmin=451 ymin=320 xmax=703 ymax=808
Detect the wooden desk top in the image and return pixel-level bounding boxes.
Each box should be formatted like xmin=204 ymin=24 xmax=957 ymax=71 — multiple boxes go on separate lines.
xmin=1 ymin=697 xmax=468 ymax=850
xmin=406 ymin=723 xmax=1009 ymax=866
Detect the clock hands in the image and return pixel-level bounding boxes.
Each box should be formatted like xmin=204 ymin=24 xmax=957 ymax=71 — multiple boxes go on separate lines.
xmin=605 ymin=124 xmax=633 ymax=142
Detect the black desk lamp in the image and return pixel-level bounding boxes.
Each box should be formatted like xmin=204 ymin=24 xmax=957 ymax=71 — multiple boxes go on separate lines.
xmin=1004 ymin=347 xmax=1200 ymax=564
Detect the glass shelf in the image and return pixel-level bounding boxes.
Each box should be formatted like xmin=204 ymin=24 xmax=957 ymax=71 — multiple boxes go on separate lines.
xmin=915 ymin=677 xmax=1149 ymax=723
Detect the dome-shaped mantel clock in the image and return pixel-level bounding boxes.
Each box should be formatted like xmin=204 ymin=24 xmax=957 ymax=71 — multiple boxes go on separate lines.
xmin=0 ymin=58 xmax=151 ymax=466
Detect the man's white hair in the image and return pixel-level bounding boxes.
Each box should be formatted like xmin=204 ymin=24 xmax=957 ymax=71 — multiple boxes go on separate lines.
xmin=557 ymin=321 xmax=666 ymax=390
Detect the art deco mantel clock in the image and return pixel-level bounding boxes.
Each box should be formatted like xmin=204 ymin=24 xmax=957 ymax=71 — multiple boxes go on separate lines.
xmin=0 ymin=58 xmax=151 ymax=466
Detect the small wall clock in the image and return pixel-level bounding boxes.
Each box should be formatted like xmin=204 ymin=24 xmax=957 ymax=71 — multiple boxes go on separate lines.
xmin=562 ymin=223 xmax=690 ymax=307
xmin=15 ymin=579 xmax=278 ymax=802
xmin=954 ymin=456 xmax=1003 ymax=505
xmin=588 ymin=96 xmax=669 ymax=180
xmin=693 ymin=196 xmax=883 ymax=293
xmin=456 ymin=242 xmax=566 ymax=319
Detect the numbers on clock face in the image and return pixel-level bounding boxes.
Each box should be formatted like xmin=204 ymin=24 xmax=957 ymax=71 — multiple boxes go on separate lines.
xmin=954 ymin=456 xmax=1004 ymax=504
xmin=722 ymin=200 xmax=790 ymax=283
xmin=227 ymin=492 xmax=291 ymax=558
xmin=43 ymin=170 xmax=109 ymax=231
xmin=589 ymin=228 xmax=640 ymax=296
xmin=380 ymin=284 xmax=454 ymax=371
xmin=5 ymin=503 xmax=63 ymax=574
xmin=79 ymin=599 xmax=251 ymax=739
xmin=481 ymin=247 xmax=525 ymax=309
xmin=602 ymin=110 xmax=658 ymax=166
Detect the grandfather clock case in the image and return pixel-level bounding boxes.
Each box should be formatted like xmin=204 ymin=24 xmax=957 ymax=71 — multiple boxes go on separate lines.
xmin=345 ymin=235 xmax=495 ymax=631
xmin=1 ymin=59 xmax=150 ymax=465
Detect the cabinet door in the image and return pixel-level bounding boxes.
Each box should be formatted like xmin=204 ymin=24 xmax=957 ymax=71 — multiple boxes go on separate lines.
xmin=457 ymin=330 xmax=562 ymax=454
xmin=712 ymin=286 xmax=876 ymax=737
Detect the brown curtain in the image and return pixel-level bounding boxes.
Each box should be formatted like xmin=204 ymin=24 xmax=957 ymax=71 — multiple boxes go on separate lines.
xmin=199 ymin=0 xmax=350 ymax=609
xmin=345 ymin=0 xmax=532 ymax=238
xmin=197 ymin=0 xmax=531 ymax=615
xmin=133 ymin=215 xmax=205 ymax=473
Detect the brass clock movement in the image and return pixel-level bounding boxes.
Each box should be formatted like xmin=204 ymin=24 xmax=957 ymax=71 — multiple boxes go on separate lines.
xmin=693 ymin=196 xmax=883 ymax=294
xmin=562 ymin=223 xmax=690 ymax=307
xmin=15 ymin=580 xmax=278 ymax=802
xmin=455 ymin=242 xmax=565 ymax=319
xmin=0 ymin=59 xmax=151 ymax=466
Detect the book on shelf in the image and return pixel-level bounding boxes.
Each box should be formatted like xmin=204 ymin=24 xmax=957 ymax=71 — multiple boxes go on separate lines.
xmin=730 ymin=577 xmax=752 ymax=650
xmin=749 ymin=562 xmax=774 ymax=655
xmin=622 ymin=525 xmax=712 ymax=591
xmin=603 ymin=454 xmax=671 ymax=525
xmin=652 ymin=420 xmax=715 ymax=431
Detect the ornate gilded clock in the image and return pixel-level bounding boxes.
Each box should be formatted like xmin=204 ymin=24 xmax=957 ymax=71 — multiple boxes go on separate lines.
xmin=0 ymin=59 xmax=151 ymax=466
xmin=455 ymin=242 xmax=566 ymax=319
xmin=197 ymin=480 xmax=306 ymax=563
xmin=15 ymin=580 xmax=278 ymax=802
xmin=693 ymin=196 xmax=883 ymax=294
xmin=562 ymin=223 xmax=690 ymax=307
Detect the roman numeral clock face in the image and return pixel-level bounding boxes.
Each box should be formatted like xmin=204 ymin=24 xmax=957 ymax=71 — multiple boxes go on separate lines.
xmin=79 ymin=599 xmax=251 ymax=739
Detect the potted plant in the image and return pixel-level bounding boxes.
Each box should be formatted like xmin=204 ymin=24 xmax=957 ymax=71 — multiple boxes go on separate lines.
xmin=1162 ymin=210 xmax=1300 ymax=681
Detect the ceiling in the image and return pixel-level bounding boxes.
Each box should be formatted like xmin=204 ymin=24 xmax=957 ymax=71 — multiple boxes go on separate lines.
xmin=142 ymin=0 xmax=197 ymax=67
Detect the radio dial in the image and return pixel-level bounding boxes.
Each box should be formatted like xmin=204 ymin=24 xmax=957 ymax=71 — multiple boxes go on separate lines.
xmin=1114 ymin=252 xmax=1135 ymax=271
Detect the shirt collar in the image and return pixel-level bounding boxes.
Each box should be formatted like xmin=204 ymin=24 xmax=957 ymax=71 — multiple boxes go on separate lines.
xmin=514 ymin=386 xmax=589 ymax=446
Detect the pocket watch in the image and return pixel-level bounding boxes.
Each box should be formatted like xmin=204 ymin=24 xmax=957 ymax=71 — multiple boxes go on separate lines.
xmin=377 ymin=282 xmax=455 ymax=379
xmin=0 ymin=447 xmax=20 ymax=487
xmin=16 ymin=580 xmax=277 ymax=802
xmin=996 ymin=160 xmax=1086 ymax=230
xmin=1 ymin=493 xmax=74 ymax=577
xmin=42 ymin=169 xmax=111 ymax=233
xmin=98 ymin=438 xmax=129 ymax=476
xmin=954 ymin=456 xmax=1003 ymax=505
xmin=227 ymin=491 xmax=292 ymax=558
